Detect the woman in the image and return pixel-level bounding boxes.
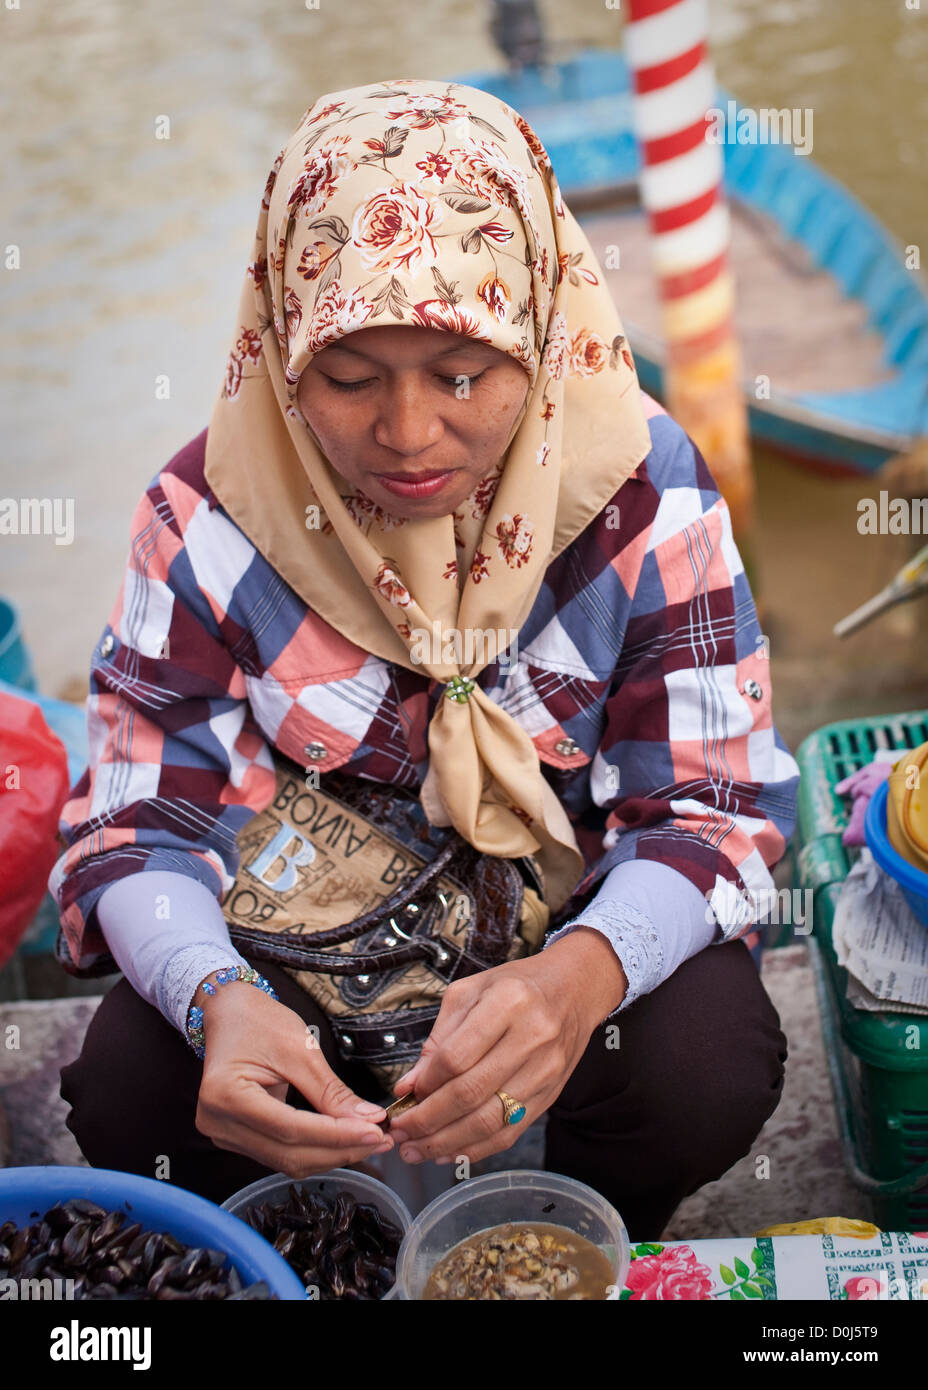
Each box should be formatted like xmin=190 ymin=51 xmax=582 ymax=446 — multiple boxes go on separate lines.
xmin=53 ymin=77 xmax=797 ymax=1240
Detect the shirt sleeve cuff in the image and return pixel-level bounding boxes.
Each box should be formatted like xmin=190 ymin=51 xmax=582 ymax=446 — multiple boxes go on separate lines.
xmin=159 ymin=942 xmax=255 ymax=1039
xmin=95 ymin=871 xmax=252 ymax=1037
xmin=543 ymin=858 xmax=717 ymax=1014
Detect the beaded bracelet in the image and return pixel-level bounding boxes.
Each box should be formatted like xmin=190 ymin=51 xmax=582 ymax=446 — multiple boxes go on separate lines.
xmin=185 ymin=965 xmax=278 ymax=1060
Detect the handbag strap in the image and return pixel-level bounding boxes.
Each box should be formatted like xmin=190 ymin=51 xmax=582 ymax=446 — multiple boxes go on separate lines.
xmin=234 ymin=835 xmax=462 ymax=949
xmin=225 ymin=925 xmax=459 ymax=975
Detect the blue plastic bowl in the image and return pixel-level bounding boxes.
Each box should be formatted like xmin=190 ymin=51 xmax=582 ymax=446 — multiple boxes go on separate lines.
xmin=864 ymin=780 xmax=928 ymax=930
xmin=0 ymin=1166 xmax=306 ymax=1300
xmin=0 ymin=598 xmax=37 ymax=691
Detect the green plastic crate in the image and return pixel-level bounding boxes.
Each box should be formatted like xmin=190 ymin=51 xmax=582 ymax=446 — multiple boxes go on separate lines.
xmin=795 ymin=708 xmax=928 ymax=1232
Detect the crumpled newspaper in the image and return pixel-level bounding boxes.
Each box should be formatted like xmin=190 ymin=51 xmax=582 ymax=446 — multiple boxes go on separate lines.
xmin=832 ymin=850 xmax=928 ymax=1014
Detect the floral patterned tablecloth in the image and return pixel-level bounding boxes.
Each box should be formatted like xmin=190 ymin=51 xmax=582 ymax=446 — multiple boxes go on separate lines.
xmin=617 ymin=1232 xmax=928 ymax=1300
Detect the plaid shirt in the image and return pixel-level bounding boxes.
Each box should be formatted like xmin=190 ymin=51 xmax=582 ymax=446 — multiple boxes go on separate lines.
xmin=50 ymin=394 xmax=799 ymax=971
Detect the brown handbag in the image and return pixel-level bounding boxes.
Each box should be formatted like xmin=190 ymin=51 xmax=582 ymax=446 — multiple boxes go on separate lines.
xmin=221 ymin=756 xmax=550 ymax=1088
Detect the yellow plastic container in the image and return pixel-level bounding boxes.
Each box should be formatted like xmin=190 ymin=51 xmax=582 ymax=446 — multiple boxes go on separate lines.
xmin=755 ymin=1217 xmax=880 ymax=1239
xmin=887 ymin=742 xmax=928 ymax=874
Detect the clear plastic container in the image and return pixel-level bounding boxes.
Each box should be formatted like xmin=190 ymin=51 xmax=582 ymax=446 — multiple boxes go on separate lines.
xmin=394 ymin=1169 xmax=630 ymax=1300
xmin=221 ymin=1167 xmax=413 ymax=1300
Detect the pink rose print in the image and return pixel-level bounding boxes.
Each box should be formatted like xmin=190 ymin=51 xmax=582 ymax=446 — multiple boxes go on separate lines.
xmin=386 ymin=94 xmax=470 ymax=129
xmin=307 ymin=101 xmax=346 ymax=126
xmin=352 ymin=182 xmax=443 ymax=276
xmin=247 ymin=255 xmax=268 ymax=293
xmin=271 ymin=227 xmax=287 ymax=275
xmin=308 ymin=101 xmax=344 ymax=125
xmin=416 ymin=150 xmax=453 ymax=182
xmin=442 ymin=558 xmax=458 ymax=580
xmin=468 ymin=464 xmax=502 ymax=518
xmin=568 ymin=328 xmax=610 ymax=378
xmin=541 ymin=310 xmax=570 ymax=381
xmin=558 ymin=250 xmax=599 ymax=288
xmin=507 ymin=338 xmax=534 ymax=374
xmin=234 ymin=328 xmax=263 ymax=365
xmin=610 ymin=333 xmax=636 ymax=374
xmin=287 ymin=138 xmax=354 ymax=219
xmin=343 ymin=491 xmax=407 ymax=532
xmin=221 ymin=324 xmax=264 ymax=400
xmin=297 ymin=240 xmax=339 ymax=283
xmin=843 ymin=1276 xmax=883 ymax=1301
xmin=261 ymin=148 xmax=286 ymax=212
xmin=283 ymin=287 xmax=303 ymax=343
xmin=222 ymin=351 xmax=244 ymax=401
xmin=469 ymin=549 xmax=491 ymax=583
xmin=306 ymin=280 xmax=375 ymax=353
xmin=448 ymin=136 xmax=534 ymax=219
xmin=478 ymin=221 xmax=514 ymax=244
xmin=625 ymin=1246 xmax=714 ymax=1301
xmin=540 ymin=401 xmax=555 ymax=421
xmin=372 ymin=561 xmax=411 ymax=608
xmin=552 ymin=179 xmax=565 ymax=219
xmin=509 ymin=110 xmax=553 ymax=175
xmin=477 ymin=272 xmax=511 ymax=324
xmin=272 ymin=302 xmax=287 ymax=356
xmin=411 ymin=299 xmax=492 ymax=341
xmin=495 ymin=513 xmax=534 ymax=569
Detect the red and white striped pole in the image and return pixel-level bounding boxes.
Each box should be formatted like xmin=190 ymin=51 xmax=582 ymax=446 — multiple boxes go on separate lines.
xmin=625 ymin=0 xmax=754 ymax=540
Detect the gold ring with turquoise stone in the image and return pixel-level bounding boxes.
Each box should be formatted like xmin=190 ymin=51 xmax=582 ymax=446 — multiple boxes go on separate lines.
xmin=496 ymin=1090 xmax=526 ymax=1126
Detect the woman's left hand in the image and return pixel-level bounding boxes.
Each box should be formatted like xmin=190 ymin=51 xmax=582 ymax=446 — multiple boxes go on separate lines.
xmin=388 ymin=928 xmax=628 ymax=1167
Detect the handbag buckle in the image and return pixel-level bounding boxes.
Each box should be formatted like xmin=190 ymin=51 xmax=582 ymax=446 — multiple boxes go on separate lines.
xmin=387 ymin=915 xmax=411 ymax=942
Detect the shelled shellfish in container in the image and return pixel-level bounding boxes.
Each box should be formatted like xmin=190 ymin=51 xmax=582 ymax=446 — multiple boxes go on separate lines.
xmin=394 ymin=1170 xmax=631 ymax=1301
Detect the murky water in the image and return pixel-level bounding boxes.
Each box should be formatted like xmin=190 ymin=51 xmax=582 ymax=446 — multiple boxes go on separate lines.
xmin=1 ymin=0 xmax=926 ymax=729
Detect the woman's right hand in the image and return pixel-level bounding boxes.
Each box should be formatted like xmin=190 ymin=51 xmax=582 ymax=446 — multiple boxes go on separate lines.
xmin=193 ymin=977 xmax=393 ymax=1176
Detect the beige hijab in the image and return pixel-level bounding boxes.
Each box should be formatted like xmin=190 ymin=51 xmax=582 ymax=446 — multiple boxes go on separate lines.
xmin=204 ymin=77 xmax=652 ymax=916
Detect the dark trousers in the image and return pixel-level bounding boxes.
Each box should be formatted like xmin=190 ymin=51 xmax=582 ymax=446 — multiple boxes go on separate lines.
xmin=59 ymin=940 xmax=788 ymax=1240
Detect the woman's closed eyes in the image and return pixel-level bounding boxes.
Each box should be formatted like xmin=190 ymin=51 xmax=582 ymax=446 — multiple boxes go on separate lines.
xmin=322 ymin=369 xmax=489 ymax=394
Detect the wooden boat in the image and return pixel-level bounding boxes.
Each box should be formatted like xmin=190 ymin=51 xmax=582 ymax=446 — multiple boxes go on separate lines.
xmin=451 ymin=48 xmax=928 ymax=475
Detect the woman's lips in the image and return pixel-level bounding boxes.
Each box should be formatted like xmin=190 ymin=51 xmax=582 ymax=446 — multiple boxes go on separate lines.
xmin=373 ymin=469 xmax=457 ymax=498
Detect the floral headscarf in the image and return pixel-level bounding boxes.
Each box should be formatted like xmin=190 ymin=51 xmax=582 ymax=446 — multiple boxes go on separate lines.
xmin=204 ymin=77 xmax=652 ymax=916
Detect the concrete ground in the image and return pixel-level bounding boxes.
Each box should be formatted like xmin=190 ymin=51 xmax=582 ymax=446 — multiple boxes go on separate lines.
xmin=0 ymin=942 xmax=869 ymax=1237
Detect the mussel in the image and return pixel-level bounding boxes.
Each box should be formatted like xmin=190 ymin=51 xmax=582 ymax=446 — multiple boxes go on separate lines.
xmin=0 ymin=1200 xmax=274 ymax=1300
xmin=243 ymin=1184 xmax=402 ymax=1300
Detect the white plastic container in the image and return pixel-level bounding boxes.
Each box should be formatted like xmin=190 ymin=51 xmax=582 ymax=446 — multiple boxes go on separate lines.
xmin=221 ymin=1167 xmax=413 ymax=1299
xmin=394 ymin=1169 xmax=630 ymax=1300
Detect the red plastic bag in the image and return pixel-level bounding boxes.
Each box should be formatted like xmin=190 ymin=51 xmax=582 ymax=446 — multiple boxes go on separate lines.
xmin=0 ymin=690 xmax=71 ymax=968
